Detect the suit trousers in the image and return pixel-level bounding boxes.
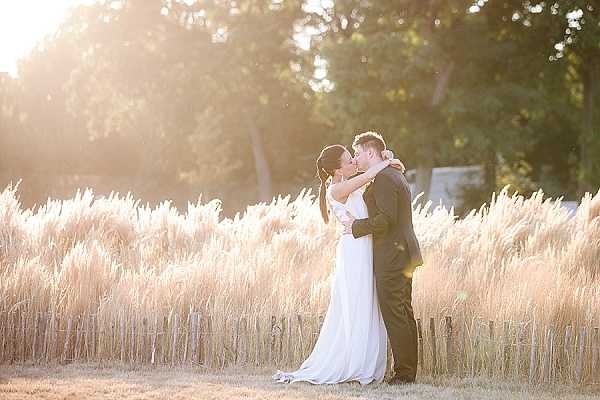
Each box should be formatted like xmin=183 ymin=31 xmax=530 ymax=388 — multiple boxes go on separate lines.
xmin=375 ymin=252 xmax=418 ymax=381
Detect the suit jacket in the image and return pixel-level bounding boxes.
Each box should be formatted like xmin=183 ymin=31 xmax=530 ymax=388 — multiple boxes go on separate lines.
xmin=352 ymin=166 xmax=423 ymax=275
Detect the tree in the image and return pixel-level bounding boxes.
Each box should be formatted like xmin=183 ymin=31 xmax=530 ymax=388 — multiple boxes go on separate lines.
xmin=308 ymin=0 xmax=588 ymax=200
xmin=314 ymin=0 xmax=556 ymax=202
xmin=7 ymin=0 xmax=325 ymax=206
xmin=525 ymin=1 xmax=600 ymax=195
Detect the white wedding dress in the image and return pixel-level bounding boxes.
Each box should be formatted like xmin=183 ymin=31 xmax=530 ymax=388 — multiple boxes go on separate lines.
xmin=273 ymin=185 xmax=388 ymax=385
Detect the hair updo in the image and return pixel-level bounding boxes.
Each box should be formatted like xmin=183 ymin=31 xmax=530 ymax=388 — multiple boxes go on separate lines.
xmin=316 ymin=144 xmax=347 ymax=223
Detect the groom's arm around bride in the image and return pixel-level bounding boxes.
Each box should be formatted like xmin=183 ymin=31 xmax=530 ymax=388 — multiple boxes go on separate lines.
xmin=344 ymin=166 xmax=423 ymax=276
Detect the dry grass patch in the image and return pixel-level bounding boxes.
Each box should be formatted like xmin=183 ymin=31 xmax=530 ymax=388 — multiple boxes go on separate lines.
xmin=0 ymin=365 xmax=598 ymax=400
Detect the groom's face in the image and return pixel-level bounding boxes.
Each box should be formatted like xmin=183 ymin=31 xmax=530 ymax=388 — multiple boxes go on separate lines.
xmin=353 ymin=145 xmax=370 ymax=172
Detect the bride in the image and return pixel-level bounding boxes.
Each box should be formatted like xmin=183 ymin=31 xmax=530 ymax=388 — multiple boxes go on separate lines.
xmin=273 ymin=144 xmax=404 ymax=385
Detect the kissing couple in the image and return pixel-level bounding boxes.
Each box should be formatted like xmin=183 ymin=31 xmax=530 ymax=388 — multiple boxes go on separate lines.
xmin=274 ymin=131 xmax=423 ymax=385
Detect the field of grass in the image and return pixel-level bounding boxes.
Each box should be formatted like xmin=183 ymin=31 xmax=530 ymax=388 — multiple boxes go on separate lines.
xmin=0 ymin=365 xmax=598 ymax=400
xmin=0 ymin=183 xmax=599 ymax=382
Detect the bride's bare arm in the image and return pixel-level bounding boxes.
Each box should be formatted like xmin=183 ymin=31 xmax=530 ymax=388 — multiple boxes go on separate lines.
xmin=330 ymin=158 xmax=402 ymax=202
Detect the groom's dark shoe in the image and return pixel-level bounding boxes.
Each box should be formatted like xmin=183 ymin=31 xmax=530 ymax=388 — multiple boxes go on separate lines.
xmin=386 ymin=375 xmax=415 ymax=385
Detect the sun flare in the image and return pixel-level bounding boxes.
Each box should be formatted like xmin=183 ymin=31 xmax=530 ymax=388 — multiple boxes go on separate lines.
xmin=0 ymin=1 xmax=92 ymax=76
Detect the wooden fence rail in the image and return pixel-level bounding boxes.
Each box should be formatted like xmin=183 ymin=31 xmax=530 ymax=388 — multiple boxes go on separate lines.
xmin=0 ymin=311 xmax=598 ymax=385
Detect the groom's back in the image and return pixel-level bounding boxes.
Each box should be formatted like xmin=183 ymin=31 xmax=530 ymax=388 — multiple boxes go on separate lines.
xmin=376 ymin=166 xmax=423 ymax=274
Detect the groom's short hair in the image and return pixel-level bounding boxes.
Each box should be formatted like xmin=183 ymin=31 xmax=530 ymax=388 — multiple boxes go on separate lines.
xmin=352 ymin=131 xmax=386 ymax=153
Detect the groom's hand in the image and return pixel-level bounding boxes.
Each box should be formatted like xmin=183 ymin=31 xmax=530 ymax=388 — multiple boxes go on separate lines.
xmin=342 ymin=211 xmax=355 ymax=234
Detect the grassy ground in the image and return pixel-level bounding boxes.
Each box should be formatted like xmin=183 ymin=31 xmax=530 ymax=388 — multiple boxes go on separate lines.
xmin=0 ymin=365 xmax=598 ymax=400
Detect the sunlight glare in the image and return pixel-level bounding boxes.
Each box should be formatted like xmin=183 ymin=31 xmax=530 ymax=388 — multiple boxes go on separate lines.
xmin=0 ymin=0 xmax=93 ymax=77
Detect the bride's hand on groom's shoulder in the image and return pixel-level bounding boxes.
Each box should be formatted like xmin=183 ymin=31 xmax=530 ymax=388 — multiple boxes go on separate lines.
xmin=389 ymin=159 xmax=406 ymax=173
xmin=381 ymin=150 xmax=406 ymax=173
xmin=381 ymin=149 xmax=394 ymax=160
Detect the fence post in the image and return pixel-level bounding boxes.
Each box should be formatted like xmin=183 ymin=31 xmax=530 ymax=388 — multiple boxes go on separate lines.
xmin=502 ymin=321 xmax=510 ymax=377
xmin=234 ymin=317 xmax=241 ymax=365
xmin=75 ymin=316 xmax=83 ymax=361
xmin=548 ymin=326 xmax=556 ymax=383
xmin=119 ymin=313 xmax=126 ymax=363
xmin=162 ymin=314 xmax=170 ymax=364
xmin=10 ymin=312 xmax=17 ymax=363
xmin=575 ymin=327 xmax=587 ymax=384
xmin=83 ymin=315 xmax=90 ymax=362
xmin=198 ymin=314 xmax=204 ymax=365
xmin=471 ymin=319 xmax=480 ymax=377
xmin=529 ymin=323 xmax=538 ymax=385
xmin=269 ymin=315 xmax=276 ymax=365
xmin=183 ymin=313 xmax=190 ymax=363
xmin=416 ymin=318 xmax=424 ymax=371
xmin=541 ymin=327 xmax=551 ymax=383
xmin=151 ymin=315 xmax=158 ymax=366
xmin=563 ymin=325 xmax=572 ymax=381
xmin=36 ymin=313 xmax=46 ymax=364
xmin=141 ymin=317 xmax=148 ymax=364
xmin=130 ymin=316 xmax=137 ymax=363
xmin=429 ymin=318 xmax=437 ymax=375
xmin=241 ymin=316 xmax=248 ymax=365
xmin=280 ymin=317 xmax=286 ymax=364
xmin=21 ymin=313 xmax=27 ymax=362
xmin=62 ymin=317 xmax=73 ymax=363
xmin=220 ymin=317 xmax=227 ymax=369
xmin=488 ymin=320 xmax=495 ymax=376
xmin=592 ymin=327 xmax=599 ymax=385
xmin=458 ymin=318 xmax=467 ymax=378
xmin=171 ymin=313 xmax=179 ymax=367
xmin=286 ymin=316 xmax=293 ymax=366
xmin=91 ymin=315 xmax=97 ymax=361
xmin=53 ymin=314 xmax=60 ymax=362
xmin=295 ymin=315 xmax=304 ymax=361
xmin=254 ymin=316 xmax=261 ymax=366
xmin=445 ymin=316 xmax=453 ymax=375
xmin=0 ymin=311 xmax=4 ymax=363
xmin=514 ymin=322 xmax=525 ymax=379
xmin=32 ymin=312 xmax=40 ymax=362
xmin=208 ymin=314 xmax=215 ymax=368
xmin=43 ymin=313 xmax=51 ymax=362
xmin=190 ymin=312 xmax=198 ymax=365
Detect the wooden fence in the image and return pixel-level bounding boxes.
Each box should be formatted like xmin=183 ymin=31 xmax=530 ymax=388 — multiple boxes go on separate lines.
xmin=0 ymin=311 xmax=598 ymax=385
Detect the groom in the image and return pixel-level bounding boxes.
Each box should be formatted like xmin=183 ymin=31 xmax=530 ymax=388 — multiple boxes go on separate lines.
xmin=342 ymin=131 xmax=423 ymax=384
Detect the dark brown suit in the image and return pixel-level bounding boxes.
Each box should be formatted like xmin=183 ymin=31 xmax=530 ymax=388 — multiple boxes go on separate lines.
xmin=352 ymin=166 xmax=423 ymax=382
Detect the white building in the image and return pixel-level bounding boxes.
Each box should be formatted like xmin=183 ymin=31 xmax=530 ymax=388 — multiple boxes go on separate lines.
xmin=405 ymin=166 xmax=578 ymax=214
xmin=405 ymin=165 xmax=484 ymax=210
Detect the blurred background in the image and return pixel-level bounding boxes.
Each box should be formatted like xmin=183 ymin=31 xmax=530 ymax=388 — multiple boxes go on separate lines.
xmin=0 ymin=0 xmax=598 ymax=216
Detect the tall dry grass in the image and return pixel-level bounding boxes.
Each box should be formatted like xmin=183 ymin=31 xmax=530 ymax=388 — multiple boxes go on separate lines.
xmin=0 ymin=182 xmax=599 ymax=377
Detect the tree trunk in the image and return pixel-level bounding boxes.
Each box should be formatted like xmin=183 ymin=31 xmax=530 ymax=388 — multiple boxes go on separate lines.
xmin=431 ymin=61 xmax=454 ymax=107
xmin=484 ymin=148 xmax=497 ymax=199
xmin=245 ymin=114 xmax=272 ymax=202
xmin=414 ymin=60 xmax=454 ymax=205
xmin=579 ymin=61 xmax=596 ymax=198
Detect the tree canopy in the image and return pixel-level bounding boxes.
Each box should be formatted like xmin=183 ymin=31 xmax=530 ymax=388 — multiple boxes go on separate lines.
xmin=1 ymin=0 xmax=598 ymax=213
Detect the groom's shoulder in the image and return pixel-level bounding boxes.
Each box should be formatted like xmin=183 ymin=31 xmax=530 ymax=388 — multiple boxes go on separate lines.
xmin=380 ymin=166 xmax=404 ymax=180
xmin=377 ymin=167 xmax=404 ymax=186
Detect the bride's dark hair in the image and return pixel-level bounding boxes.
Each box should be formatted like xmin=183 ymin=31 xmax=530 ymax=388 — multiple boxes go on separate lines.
xmin=316 ymin=144 xmax=347 ymax=223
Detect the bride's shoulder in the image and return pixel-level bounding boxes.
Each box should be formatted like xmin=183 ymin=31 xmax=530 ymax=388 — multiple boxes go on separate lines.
xmin=324 ymin=184 xmax=335 ymax=201
xmin=326 ymin=184 xmax=346 ymax=207
xmin=327 ymin=183 xmax=342 ymax=196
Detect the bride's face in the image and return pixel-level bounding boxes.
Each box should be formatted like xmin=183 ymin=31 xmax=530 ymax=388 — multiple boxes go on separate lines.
xmin=335 ymin=150 xmax=358 ymax=179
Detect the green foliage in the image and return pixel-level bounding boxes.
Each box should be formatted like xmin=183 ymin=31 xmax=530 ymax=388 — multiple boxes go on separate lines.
xmin=1 ymin=0 xmax=598 ymax=211
xmin=311 ymin=0 xmax=597 ymax=198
